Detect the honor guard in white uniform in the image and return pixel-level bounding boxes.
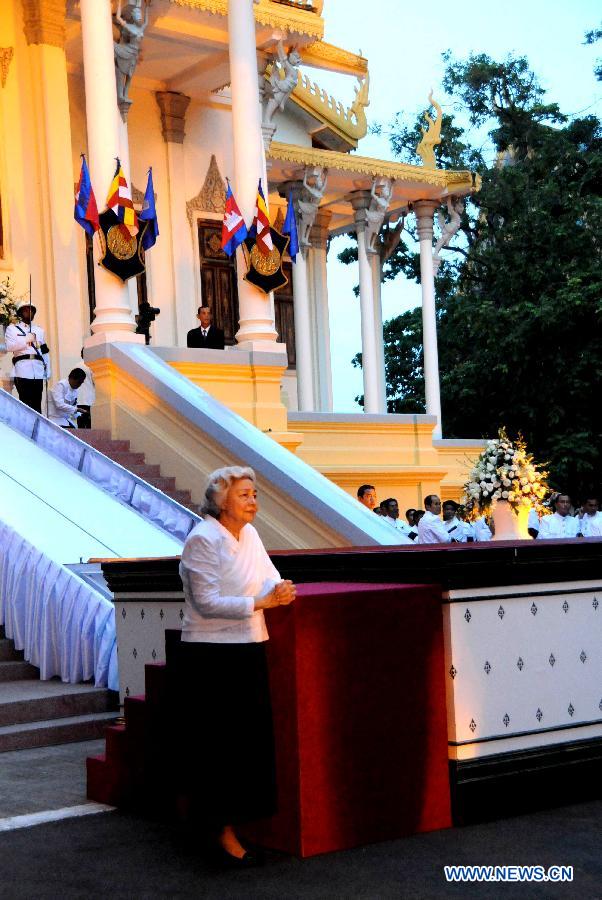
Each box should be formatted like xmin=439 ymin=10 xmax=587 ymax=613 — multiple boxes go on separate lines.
xmin=442 ymin=500 xmax=470 ymax=542
xmin=4 ymin=302 xmax=51 ymax=413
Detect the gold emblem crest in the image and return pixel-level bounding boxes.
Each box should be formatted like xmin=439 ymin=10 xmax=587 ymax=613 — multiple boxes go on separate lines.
xmin=250 ymin=244 xmax=281 ymax=276
xmin=107 ymin=225 xmax=137 ymax=261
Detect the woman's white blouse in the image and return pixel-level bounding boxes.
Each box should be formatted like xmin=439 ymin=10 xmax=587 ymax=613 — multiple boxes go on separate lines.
xmin=179 ymin=516 xmax=281 ymax=643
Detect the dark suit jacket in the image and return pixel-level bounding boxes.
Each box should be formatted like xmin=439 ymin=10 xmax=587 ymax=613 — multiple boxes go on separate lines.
xmin=186 ymin=325 xmax=226 ymax=350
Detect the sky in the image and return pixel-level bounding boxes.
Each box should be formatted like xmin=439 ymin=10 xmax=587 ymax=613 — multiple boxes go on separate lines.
xmin=315 ymin=0 xmax=602 ymax=410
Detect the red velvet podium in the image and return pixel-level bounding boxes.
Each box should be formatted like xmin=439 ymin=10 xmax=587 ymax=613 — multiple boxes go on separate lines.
xmin=242 ymin=582 xmax=451 ymax=857
xmin=88 ymin=578 xmax=451 ymax=857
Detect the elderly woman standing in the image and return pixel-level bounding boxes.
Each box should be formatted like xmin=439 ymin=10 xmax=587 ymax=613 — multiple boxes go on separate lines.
xmin=174 ymin=465 xmax=295 ymax=867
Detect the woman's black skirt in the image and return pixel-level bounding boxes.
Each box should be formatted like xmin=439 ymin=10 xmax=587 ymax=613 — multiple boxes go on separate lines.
xmin=171 ymin=640 xmax=277 ymax=829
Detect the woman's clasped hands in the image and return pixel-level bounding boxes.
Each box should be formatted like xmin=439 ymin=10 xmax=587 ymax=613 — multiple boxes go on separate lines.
xmin=256 ymin=580 xmax=296 ymax=610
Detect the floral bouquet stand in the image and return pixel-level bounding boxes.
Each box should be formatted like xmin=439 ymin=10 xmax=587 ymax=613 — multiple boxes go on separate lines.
xmin=463 ymin=429 xmax=549 ymax=541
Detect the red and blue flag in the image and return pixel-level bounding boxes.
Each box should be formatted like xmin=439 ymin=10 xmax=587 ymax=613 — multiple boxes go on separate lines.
xmin=74 ymin=154 xmax=99 ymax=236
xmin=221 ymin=180 xmax=248 ymax=257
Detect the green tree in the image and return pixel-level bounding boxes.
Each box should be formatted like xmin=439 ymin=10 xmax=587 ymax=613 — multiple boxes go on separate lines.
xmin=358 ymin=53 xmax=602 ymax=498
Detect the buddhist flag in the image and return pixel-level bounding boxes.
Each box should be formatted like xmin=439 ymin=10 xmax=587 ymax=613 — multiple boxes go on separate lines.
xmin=282 ymin=191 xmax=299 ymax=263
xmin=74 ymin=154 xmax=99 ymax=236
xmin=221 ymin=180 xmax=248 ymax=257
xmin=106 ymin=159 xmax=138 ymax=236
xmin=250 ymin=178 xmax=273 ymax=256
xmin=139 ymin=167 xmax=159 ymax=251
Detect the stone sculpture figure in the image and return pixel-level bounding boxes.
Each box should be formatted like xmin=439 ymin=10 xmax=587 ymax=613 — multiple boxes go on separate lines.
xmin=365 ymin=176 xmax=393 ymax=252
xmin=297 ymin=166 xmax=327 ymax=249
xmin=114 ymin=0 xmax=150 ymax=121
xmin=262 ymin=40 xmax=302 ymax=126
xmin=433 ymin=196 xmax=464 ymax=269
xmin=260 ymin=39 xmax=301 ymax=146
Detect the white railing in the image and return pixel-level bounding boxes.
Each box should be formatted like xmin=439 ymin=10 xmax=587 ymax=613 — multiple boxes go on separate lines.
xmin=0 ymin=389 xmax=199 ymax=542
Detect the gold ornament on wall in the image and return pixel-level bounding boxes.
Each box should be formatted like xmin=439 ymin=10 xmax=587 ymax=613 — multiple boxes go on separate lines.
xmin=186 ymin=154 xmax=226 ymax=224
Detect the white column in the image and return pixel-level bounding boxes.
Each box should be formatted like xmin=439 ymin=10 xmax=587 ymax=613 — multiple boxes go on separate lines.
xmin=80 ymin=0 xmax=140 ymax=346
xmin=227 ymin=0 xmax=278 ymax=347
xmin=156 ymin=92 xmax=194 ymax=345
xmin=414 ymin=199 xmax=442 ymax=437
xmin=369 ymin=251 xmax=387 ymax=413
xmin=291 ymin=250 xmax=315 ymax=411
xmin=309 ymin=210 xmax=333 ymax=411
xmin=351 ymin=192 xmax=379 ymax=414
xmin=22 ymin=17 xmax=84 ymax=378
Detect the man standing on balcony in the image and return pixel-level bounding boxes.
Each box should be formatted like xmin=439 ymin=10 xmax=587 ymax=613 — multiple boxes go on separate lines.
xmin=187 ymin=306 xmax=225 ymax=350
xmin=5 ymin=302 xmax=51 ymax=413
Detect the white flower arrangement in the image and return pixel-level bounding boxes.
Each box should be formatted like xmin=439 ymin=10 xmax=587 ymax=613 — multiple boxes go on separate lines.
xmin=462 ymin=427 xmax=549 ymax=516
xmin=0 ymin=278 xmax=19 ymax=327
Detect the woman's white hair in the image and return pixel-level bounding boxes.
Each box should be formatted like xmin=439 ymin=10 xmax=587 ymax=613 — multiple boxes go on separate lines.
xmin=201 ymin=466 xmax=256 ymax=517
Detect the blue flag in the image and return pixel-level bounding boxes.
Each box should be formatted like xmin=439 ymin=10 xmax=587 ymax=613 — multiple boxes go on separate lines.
xmin=139 ymin=167 xmax=159 ymax=251
xmin=282 ymin=191 xmax=299 ymax=262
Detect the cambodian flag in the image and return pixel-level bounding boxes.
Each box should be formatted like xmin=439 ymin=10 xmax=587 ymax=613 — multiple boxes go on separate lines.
xmin=139 ymin=167 xmax=159 ymax=251
xmin=282 ymin=191 xmax=299 ymax=262
xmin=74 ymin=154 xmax=99 ymax=236
xmin=250 ymin=178 xmax=273 ymax=256
xmin=221 ymin=180 xmax=248 ymax=257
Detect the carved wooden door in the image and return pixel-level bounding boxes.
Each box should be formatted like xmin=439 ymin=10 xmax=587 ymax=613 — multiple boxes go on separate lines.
xmin=197 ymin=219 xmax=239 ymax=345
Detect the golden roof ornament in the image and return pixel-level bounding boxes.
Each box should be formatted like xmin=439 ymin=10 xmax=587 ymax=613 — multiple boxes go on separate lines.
xmin=416 ymin=90 xmax=442 ymax=169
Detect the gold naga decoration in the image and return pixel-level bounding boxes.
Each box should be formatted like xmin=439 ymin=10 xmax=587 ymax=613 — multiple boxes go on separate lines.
xmin=168 ymin=0 xmax=324 ymax=39
xmin=416 ymin=90 xmax=442 ymax=169
xmin=292 ymin=71 xmax=370 ymax=145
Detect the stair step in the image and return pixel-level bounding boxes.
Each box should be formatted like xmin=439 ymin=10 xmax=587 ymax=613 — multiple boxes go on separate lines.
xmin=129 ymin=463 xmax=161 ymax=478
xmin=0 ymin=712 xmax=118 ymax=753
xmin=0 ymin=661 xmax=40 ymax=682
xmin=83 ymin=439 xmax=131 ymax=453
xmin=76 ymin=429 xmax=111 ymax=443
xmin=166 ymin=489 xmax=192 ymax=505
xmin=144 ymin=475 xmax=176 ymax=492
xmin=0 ymin=679 xmax=117 ymax=727
xmin=0 ymin=639 xmax=24 ymax=663
xmin=103 ymin=450 xmax=146 ymax=466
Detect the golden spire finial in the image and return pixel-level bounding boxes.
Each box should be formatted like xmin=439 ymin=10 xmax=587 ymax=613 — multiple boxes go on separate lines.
xmin=416 ymin=90 xmax=442 ymax=168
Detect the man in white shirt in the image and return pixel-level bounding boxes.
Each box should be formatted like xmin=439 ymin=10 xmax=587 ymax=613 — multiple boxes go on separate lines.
xmin=380 ymin=498 xmax=413 ymax=544
xmin=4 ymin=302 xmax=51 ymax=412
xmin=575 ymin=496 xmax=602 ymax=537
xmin=416 ymin=495 xmax=452 ymax=544
xmin=442 ymin=500 xmax=469 ymax=542
xmin=537 ymin=494 xmax=579 ymax=539
xmin=48 ymin=368 xmax=86 ymax=428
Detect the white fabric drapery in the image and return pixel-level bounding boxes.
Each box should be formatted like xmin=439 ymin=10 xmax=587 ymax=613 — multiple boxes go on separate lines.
xmin=0 ymin=520 xmax=117 ymax=690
